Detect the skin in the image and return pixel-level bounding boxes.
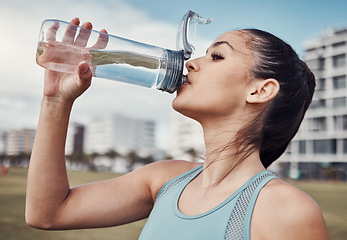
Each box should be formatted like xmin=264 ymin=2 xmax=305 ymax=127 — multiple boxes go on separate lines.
xmin=26 ymin=18 xmax=330 ymax=239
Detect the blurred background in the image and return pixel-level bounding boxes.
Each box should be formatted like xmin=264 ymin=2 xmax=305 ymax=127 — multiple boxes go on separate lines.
xmin=1 ymin=0 xmax=347 ymax=239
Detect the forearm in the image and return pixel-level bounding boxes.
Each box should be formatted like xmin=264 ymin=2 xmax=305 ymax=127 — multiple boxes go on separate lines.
xmin=26 ymin=97 xmax=74 ymax=227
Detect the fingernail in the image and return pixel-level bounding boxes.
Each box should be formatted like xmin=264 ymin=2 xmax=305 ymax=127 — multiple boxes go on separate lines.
xmin=80 ymin=62 xmax=89 ymax=73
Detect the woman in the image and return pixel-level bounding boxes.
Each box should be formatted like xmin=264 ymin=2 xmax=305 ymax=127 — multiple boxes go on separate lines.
xmin=26 ymin=18 xmax=330 ymax=239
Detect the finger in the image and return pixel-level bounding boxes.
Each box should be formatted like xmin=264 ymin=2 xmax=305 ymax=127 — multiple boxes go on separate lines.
xmin=78 ymin=61 xmax=92 ymax=83
xmin=62 ymin=17 xmax=80 ymax=44
xmin=46 ymin=21 xmax=60 ymax=41
xmin=74 ymin=22 xmax=92 ymax=47
xmin=91 ymin=29 xmax=109 ymax=49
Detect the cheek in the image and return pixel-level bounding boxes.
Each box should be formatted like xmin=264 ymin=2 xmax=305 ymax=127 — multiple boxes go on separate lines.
xmin=172 ymin=85 xmax=232 ymax=117
xmin=172 ymin=65 xmax=250 ymax=117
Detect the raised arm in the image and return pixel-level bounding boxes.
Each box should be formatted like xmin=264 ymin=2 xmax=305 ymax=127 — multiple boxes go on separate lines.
xmin=26 ymin=18 xmax=151 ymax=230
xmin=26 ymin=18 xmax=196 ymax=230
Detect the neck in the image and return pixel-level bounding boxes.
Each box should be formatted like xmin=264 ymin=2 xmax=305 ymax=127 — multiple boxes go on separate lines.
xmin=198 ymin=116 xmax=265 ymax=187
xmin=201 ymin=115 xmax=244 ymax=164
xmin=200 ymin=151 xmax=265 ymax=188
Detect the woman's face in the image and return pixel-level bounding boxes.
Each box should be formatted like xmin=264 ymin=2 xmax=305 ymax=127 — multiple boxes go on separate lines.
xmin=172 ymin=30 xmax=254 ymax=121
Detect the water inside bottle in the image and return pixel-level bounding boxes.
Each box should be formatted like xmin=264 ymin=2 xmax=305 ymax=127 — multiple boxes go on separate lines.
xmin=37 ymin=41 xmax=165 ymax=88
xmin=91 ymin=49 xmax=163 ymax=88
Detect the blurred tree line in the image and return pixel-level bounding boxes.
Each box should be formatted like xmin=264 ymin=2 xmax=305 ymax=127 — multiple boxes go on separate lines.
xmin=0 ymin=149 xmax=155 ymax=173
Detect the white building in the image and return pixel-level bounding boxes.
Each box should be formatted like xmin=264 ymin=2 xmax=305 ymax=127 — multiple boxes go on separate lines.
xmin=281 ymin=27 xmax=347 ymax=180
xmin=85 ymin=113 xmax=156 ymax=157
xmin=6 ymin=129 xmax=36 ymax=155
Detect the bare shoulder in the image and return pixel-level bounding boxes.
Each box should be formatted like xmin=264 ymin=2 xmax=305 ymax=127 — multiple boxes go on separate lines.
xmin=135 ymin=160 xmax=200 ymax=202
xmin=252 ymin=178 xmax=330 ymax=240
xmin=139 ymin=159 xmax=200 ymax=182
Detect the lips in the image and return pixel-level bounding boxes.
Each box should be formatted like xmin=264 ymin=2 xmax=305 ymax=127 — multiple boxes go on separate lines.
xmin=182 ymin=75 xmax=191 ymax=86
xmin=177 ymin=76 xmax=190 ymax=93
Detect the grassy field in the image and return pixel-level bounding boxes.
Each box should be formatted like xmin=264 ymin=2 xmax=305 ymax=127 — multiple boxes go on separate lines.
xmin=0 ymin=168 xmax=145 ymax=240
xmin=1 ymin=168 xmax=346 ymax=240
xmin=289 ymin=180 xmax=347 ymax=239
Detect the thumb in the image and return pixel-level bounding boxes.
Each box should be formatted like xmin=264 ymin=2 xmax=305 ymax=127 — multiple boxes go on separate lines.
xmin=77 ymin=61 xmax=92 ymax=88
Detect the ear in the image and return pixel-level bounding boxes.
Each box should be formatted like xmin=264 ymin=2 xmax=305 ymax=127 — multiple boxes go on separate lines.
xmin=246 ymin=78 xmax=280 ymax=104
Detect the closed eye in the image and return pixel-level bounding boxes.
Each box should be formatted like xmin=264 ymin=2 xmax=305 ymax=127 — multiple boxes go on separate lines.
xmin=211 ymin=52 xmax=224 ymax=61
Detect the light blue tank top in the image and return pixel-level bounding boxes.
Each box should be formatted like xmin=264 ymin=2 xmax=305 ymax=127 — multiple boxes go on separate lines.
xmin=139 ymin=164 xmax=277 ymax=240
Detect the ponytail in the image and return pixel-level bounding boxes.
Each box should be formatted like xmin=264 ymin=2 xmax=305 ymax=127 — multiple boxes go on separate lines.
xmin=240 ymin=29 xmax=316 ymax=168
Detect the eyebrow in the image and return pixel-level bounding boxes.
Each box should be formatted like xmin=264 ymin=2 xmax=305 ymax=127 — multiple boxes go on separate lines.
xmin=206 ymin=41 xmax=234 ymax=53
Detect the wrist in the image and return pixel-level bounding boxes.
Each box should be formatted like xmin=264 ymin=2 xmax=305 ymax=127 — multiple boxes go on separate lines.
xmin=41 ymin=96 xmax=74 ymax=117
xmin=42 ymin=95 xmax=74 ymax=107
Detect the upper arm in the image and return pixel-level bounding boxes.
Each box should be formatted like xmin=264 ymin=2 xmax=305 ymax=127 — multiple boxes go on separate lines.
xmin=45 ymin=160 xmax=196 ymax=230
xmin=277 ymin=193 xmax=330 ymax=240
xmin=252 ymin=180 xmax=330 ymax=240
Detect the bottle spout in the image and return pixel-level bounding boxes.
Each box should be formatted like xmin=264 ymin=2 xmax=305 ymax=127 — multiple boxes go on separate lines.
xmin=176 ymin=10 xmax=213 ymax=60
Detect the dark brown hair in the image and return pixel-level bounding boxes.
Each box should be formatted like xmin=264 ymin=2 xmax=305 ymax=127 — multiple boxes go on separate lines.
xmin=238 ymin=29 xmax=316 ymax=168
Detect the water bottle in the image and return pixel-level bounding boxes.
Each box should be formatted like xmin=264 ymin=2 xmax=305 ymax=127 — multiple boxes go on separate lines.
xmin=36 ymin=10 xmax=212 ymax=93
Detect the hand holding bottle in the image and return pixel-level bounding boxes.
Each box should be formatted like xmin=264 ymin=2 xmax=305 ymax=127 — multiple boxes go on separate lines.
xmin=41 ymin=18 xmax=108 ymax=103
xmin=37 ymin=11 xmax=212 ymax=94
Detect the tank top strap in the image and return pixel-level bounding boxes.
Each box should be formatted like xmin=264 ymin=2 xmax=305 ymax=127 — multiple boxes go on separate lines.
xmin=225 ymin=171 xmax=277 ymax=240
xmin=155 ymin=164 xmax=203 ymax=204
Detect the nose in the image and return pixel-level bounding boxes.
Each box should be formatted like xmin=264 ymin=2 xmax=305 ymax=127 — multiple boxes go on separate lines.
xmin=185 ymin=58 xmax=200 ymax=72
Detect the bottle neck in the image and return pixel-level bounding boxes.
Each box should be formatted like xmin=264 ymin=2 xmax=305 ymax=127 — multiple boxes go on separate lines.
xmin=157 ymin=50 xmax=184 ymax=93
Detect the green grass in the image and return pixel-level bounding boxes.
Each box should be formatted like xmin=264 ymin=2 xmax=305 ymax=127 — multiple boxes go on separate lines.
xmin=1 ymin=168 xmax=346 ymax=239
xmin=290 ymin=180 xmax=347 ymax=240
xmin=0 ymin=168 xmax=145 ymax=240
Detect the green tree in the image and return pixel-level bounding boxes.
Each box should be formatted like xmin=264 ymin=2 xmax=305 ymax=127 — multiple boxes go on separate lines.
xmin=104 ymin=149 xmax=120 ymax=159
xmin=87 ymin=152 xmax=100 ymax=171
xmin=185 ymin=148 xmax=198 ymax=160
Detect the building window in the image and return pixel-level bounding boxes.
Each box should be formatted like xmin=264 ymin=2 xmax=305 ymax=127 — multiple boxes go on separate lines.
xmin=299 ymin=141 xmax=306 ymax=154
xmin=343 ymin=115 xmax=347 ymax=130
xmin=310 ymin=117 xmax=327 ymax=131
xmin=334 ymin=116 xmax=339 ymax=130
xmin=333 ymin=54 xmax=346 ymax=68
xmin=333 ymin=97 xmax=346 ymax=108
xmin=310 ymin=99 xmax=326 ymax=109
xmin=334 ymin=115 xmax=347 ymax=130
xmin=313 ymin=139 xmax=336 ymax=154
xmin=318 ymin=57 xmax=325 ymax=70
xmin=306 ymin=47 xmax=316 ymax=53
xmin=343 ymin=139 xmax=347 ymax=153
xmin=333 ymin=75 xmax=346 ymax=89
xmin=316 ymin=78 xmax=326 ymax=90
xmin=306 ymin=57 xmax=325 ymax=70
xmin=332 ymin=41 xmax=345 ymax=48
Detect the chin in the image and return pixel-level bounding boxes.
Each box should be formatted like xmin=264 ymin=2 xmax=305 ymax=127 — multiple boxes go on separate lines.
xmin=172 ymin=94 xmax=191 ymax=112
xmin=172 ymin=99 xmax=203 ymax=123
xmin=172 ymin=98 xmax=186 ymax=115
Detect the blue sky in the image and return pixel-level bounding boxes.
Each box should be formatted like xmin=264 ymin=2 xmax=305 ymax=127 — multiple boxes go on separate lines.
xmin=1 ymin=0 xmax=347 ymax=149
xmin=125 ymin=0 xmax=347 ymax=54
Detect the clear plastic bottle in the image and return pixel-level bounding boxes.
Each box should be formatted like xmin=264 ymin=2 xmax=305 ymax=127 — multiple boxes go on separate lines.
xmin=36 ymin=10 xmax=212 ymax=93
